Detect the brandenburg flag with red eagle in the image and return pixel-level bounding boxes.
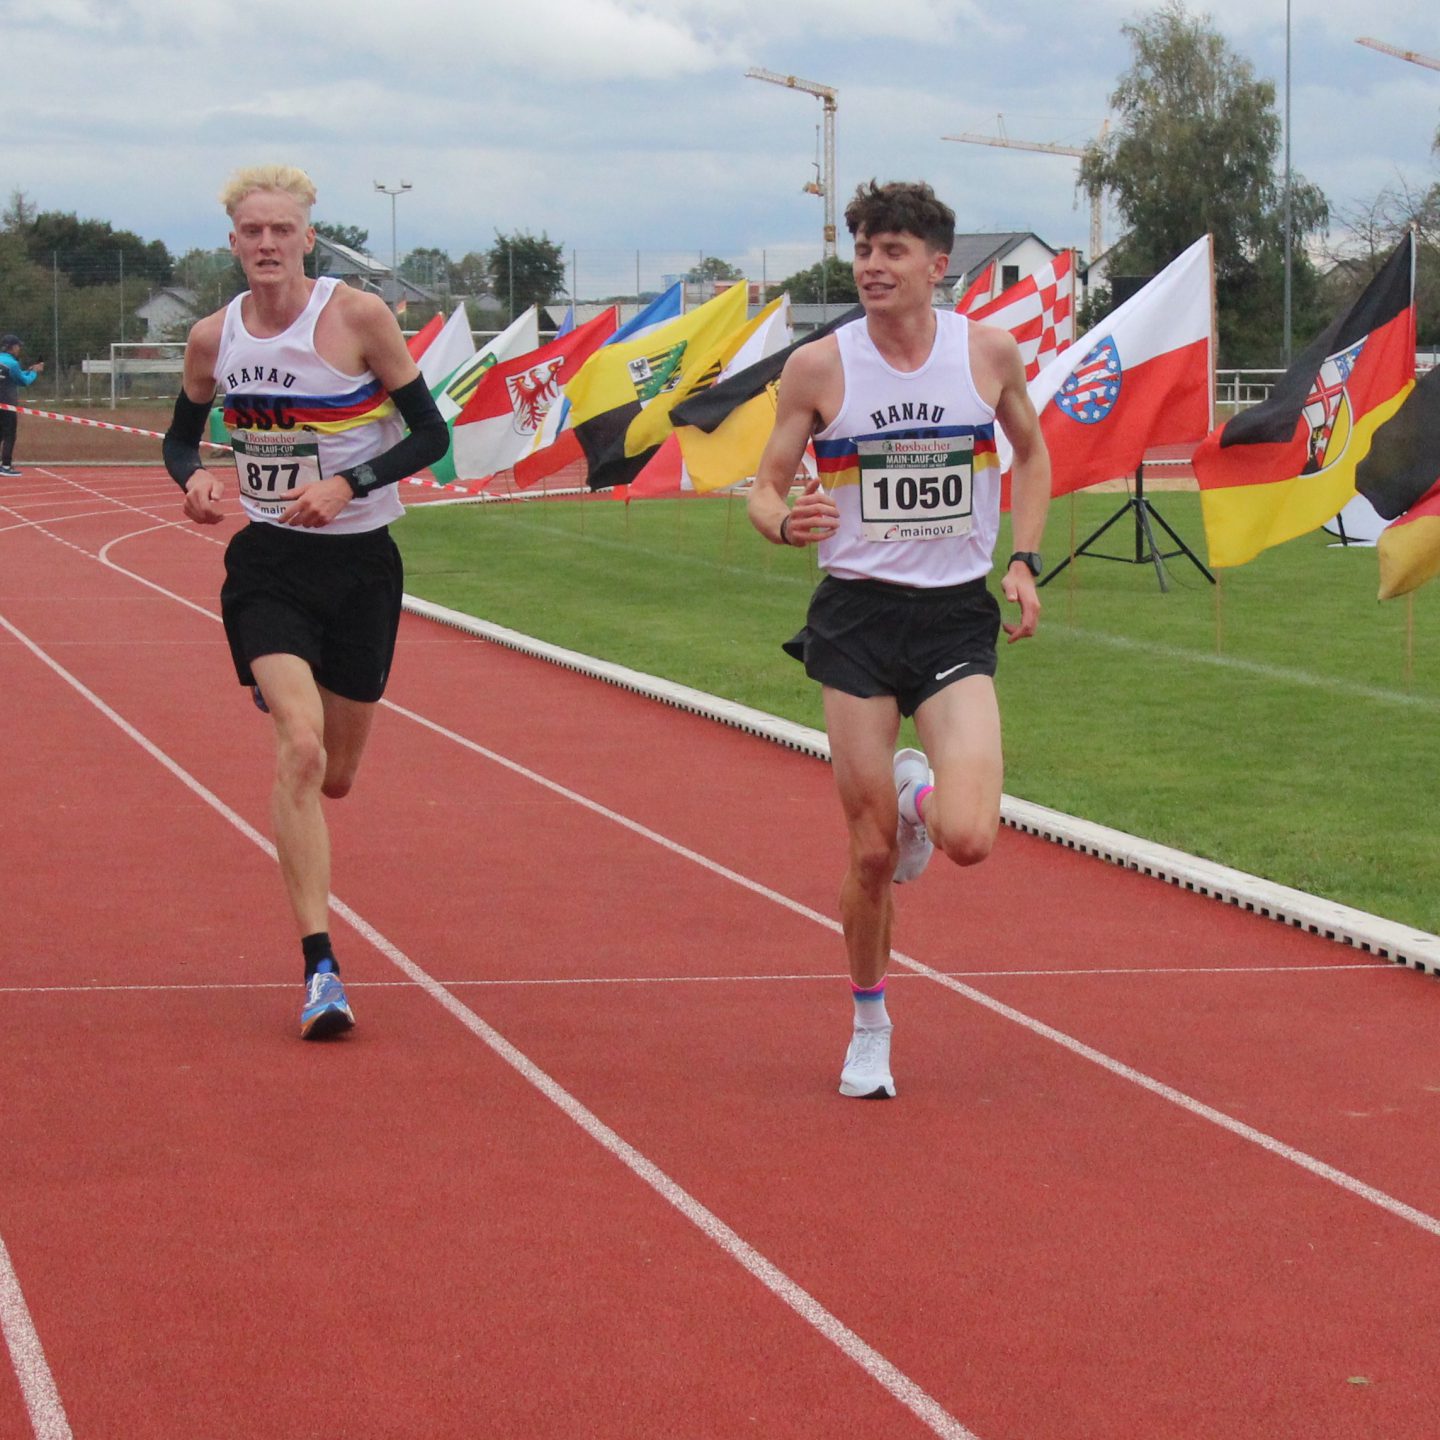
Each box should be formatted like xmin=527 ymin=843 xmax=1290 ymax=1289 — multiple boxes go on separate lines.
xmin=1193 ymin=233 xmax=1415 ymax=568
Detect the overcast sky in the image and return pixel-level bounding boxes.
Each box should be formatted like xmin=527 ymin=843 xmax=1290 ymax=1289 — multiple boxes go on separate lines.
xmin=6 ymin=0 xmax=1437 ymax=296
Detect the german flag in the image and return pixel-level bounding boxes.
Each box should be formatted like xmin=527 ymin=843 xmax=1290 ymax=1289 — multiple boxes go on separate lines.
xmin=1356 ymin=363 xmax=1440 ymax=599
xmin=1194 ymin=234 xmax=1415 ymax=568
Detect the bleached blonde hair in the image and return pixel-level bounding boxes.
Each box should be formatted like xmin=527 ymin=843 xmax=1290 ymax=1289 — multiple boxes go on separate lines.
xmin=219 ymin=165 xmax=317 ymax=218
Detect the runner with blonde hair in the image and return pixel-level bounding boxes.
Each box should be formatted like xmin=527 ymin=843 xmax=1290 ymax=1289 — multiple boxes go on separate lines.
xmin=163 ymin=165 xmax=448 ymax=1039
xmin=219 ymin=164 xmax=317 ymax=216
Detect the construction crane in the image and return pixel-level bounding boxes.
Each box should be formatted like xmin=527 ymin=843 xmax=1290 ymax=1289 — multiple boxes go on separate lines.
xmin=1356 ymin=36 xmax=1440 ymax=71
xmin=746 ymin=68 xmax=839 ymax=258
xmin=942 ymin=116 xmax=1109 ymax=261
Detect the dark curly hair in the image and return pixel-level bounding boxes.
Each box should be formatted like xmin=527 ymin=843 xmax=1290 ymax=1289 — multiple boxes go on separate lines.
xmin=844 ymin=180 xmax=955 ymax=254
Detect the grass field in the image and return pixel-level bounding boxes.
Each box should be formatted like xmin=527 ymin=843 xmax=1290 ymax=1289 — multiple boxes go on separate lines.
xmin=397 ymin=487 xmax=1440 ymax=937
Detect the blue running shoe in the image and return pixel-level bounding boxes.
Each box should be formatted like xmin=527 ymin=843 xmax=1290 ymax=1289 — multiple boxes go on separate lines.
xmin=300 ymin=961 xmax=355 ymax=1039
xmin=251 ymin=684 xmax=270 ymax=714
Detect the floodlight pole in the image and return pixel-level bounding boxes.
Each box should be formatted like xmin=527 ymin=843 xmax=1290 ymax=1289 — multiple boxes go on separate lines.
xmin=373 ymin=180 xmax=412 ymax=310
xmin=745 ymin=68 xmax=839 ymax=260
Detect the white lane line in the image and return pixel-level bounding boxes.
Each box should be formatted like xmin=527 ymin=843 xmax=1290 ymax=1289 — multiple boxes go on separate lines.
xmin=0 ymin=962 xmax=1399 ymax=998
xmin=0 ymin=608 xmax=980 ymax=1440
xmin=0 ymin=1234 xmax=72 ymax=1440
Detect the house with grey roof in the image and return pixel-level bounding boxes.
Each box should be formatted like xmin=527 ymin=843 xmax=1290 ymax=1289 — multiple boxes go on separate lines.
xmin=944 ymin=232 xmax=1066 ymax=306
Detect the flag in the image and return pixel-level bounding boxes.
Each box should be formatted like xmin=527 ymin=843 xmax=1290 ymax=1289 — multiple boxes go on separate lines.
xmin=566 ymin=283 xmax=749 ymax=489
xmin=1194 ymin=234 xmax=1415 ymax=568
xmin=962 ymin=251 xmax=1075 ymax=381
xmin=955 ymin=263 xmax=995 ymax=314
xmin=623 ymin=295 xmax=793 ymax=497
xmin=417 ymin=304 xmax=476 ymax=392
xmin=1355 ymin=360 xmax=1440 ymax=598
xmin=671 ymin=304 xmax=863 ymax=493
xmin=624 ymin=288 xmax=774 ymax=457
xmin=405 ymin=312 xmax=444 ymax=361
xmin=1001 ymin=235 xmax=1212 ymax=502
xmin=554 ymin=306 xmax=576 ymax=338
xmin=448 ymin=308 xmax=618 ymax=483
xmin=428 ymin=308 xmax=539 ymax=484
xmin=514 ymin=284 xmax=683 ymax=489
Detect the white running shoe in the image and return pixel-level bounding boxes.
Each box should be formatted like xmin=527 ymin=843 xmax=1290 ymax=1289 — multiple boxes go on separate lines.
xmin=892 ymin=747 xmax=934 ymax=884
xmin=839 ymin=1024 xmax=895 ymax=1098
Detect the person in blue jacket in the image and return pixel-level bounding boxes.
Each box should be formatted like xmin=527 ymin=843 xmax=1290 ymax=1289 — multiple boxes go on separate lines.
xmin=0 ymin=334 xmax=45 ymax=475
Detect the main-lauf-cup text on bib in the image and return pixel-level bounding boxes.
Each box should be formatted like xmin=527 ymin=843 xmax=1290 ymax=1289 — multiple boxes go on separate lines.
xmin=856 ymin=435 xmax=974 ymax=542
xmin=232 ymin=431 xmax=324 ymax=514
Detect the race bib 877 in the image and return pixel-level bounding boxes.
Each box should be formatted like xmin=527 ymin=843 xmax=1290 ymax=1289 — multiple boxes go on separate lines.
xmin=856 ymin=435 xmax=974 ymax=542
xmin=232 ymin=431 xmax=322 ymax=511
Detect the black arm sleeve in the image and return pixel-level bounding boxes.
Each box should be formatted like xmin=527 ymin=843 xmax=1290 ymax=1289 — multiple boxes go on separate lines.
xmin=163 ymin=390 xmax=213 ymax=491
xmin=338 ymin=374 xmax=448 ymax=497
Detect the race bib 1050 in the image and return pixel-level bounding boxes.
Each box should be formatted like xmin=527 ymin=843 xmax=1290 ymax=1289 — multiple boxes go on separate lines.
xmin=857 ymin=435 xmax=974 ymax=542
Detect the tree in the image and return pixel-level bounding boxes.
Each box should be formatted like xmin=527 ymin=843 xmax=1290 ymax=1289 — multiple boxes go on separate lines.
xmin=775 ymin=255 xmax=858 ymax=305
xmin=487 ymin=231 xmax=566 ymax=320
xmin=310 ymin=221 xmax=372 ymax=280
xmin=1079 ymin=0 xmax=1329 ymax=365
xmin=0 ymin=230 xmax=145 ymax=383
xmin=19 ymin=211 xmax=173 ymax=289
xmin=686 ymin=256 xmax=743 ymax=285
xmin=401 ymin=246 xmax=451 ymax=290
xmin=2 ymin=190 xmax=37 ymax=232
xmin=1329 ymin=174 xmax=1440 ymax=349
xmin=448 ymin=251 xmax=494 ymax=297
xmin=173 ymin=247 xmax=247 ymax=312
xmin=313 ymin=221 xmax=369 ymax=252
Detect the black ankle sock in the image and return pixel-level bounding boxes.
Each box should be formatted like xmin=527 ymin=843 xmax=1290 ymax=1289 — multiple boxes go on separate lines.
xmin=302 ymin=932 xmax=337 ymax=980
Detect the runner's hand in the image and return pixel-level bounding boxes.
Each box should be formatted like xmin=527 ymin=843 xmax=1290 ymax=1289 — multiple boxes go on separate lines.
xmin=784 ymin=477 xmax=839 ymax=546
xmin=280 ymin=475 xmax=353 ymax=528
xmin=1001 ymin=566 xmax=1042 ymax=643
xmin=183 ymin=471 xmax=226 ymax=526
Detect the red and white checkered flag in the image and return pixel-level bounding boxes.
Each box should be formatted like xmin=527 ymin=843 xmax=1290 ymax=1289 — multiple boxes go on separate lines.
xmin=957 ymin=250 xmax=1075 ymax=382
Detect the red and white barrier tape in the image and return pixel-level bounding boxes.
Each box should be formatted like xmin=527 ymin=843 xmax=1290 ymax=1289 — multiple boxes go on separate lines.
xmin=0 ymin=400 xmax=231 ymax=450
xmin=0 ymin=400 xmax=495 ymax=494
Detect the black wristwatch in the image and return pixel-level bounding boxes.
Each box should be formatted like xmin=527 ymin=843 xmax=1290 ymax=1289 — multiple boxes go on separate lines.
xmin=1008 ymin=550 xmax=1043 ymax=577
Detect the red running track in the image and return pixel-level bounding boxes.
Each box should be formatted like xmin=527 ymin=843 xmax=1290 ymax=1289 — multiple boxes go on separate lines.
xmin=2 ymin=465 xmax=1439 ymax=1440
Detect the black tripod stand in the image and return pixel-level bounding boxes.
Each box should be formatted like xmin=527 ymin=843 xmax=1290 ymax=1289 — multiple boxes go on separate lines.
xmin=1039 ymin=464 xmax=1214 ymax=593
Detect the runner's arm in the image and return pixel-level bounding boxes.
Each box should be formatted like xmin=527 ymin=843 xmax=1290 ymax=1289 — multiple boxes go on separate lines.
xmin=987 ymin=329 xmax=1051 ymax=640
xmin=749 ymin=343 xmax=839 ymax=547
xmin=167 ymin=314 xmax=226 ymax=524
xmin=280 ymin=296 xmax=448 ymax=526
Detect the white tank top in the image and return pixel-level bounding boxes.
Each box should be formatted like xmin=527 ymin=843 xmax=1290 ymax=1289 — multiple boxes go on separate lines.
xmin=216 ymin=277 xmax=404 ymax=534
xmin=813 ymin=310 xmax=1000 ymax=586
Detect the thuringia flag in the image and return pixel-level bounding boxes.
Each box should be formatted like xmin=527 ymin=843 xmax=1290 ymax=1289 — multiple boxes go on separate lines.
xmin=1003 ymin=235 xmax=1213 ymax=501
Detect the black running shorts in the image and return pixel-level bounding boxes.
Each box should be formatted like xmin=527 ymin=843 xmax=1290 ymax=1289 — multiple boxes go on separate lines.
xmin=220 ymin=522 xmax=405 ymax=703
xmin=783 ymin=573 xmax=1000 ymax=718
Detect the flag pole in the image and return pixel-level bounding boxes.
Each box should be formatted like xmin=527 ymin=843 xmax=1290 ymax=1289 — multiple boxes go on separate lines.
xmin=1067 ymin=491 xmax=1077 ymax=626
xmin=1405 ymin=592 xmax=1415 ymax=689
xmin=1214 ymin=569 xmax=1224 ymax=655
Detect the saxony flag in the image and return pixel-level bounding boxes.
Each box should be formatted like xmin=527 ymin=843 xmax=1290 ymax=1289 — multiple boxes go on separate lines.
xmin=565 ymin=283 xmax=749 ymax=489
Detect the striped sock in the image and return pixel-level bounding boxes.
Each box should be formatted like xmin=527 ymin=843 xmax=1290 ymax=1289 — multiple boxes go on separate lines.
xmin=851 ymin=979 xmax=891 ymax=1029
xmin=912 ymin=783 xmax=934 ymax=822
